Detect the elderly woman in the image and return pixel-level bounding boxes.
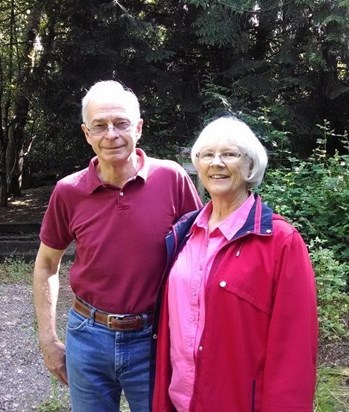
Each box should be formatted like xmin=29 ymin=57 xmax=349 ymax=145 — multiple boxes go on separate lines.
xmin=151 ymin=117 xmax=318 ymax=412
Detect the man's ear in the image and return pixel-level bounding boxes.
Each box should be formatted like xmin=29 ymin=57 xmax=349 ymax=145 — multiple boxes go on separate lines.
xmin=81 ymin=124 xmax=91 ymax=144
xmin=135 ymin=119 xmax=143 ymax=143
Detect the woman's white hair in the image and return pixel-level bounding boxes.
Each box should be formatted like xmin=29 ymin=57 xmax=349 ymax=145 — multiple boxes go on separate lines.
xmin=81 ymin=80 xmax=140 ymax=124
xmin=191 ymin=116 xmax=268 ymax=188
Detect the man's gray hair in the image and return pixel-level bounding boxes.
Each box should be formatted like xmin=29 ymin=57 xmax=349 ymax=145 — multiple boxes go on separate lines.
xmin=81 ymin=80 xmax=141 ymax=124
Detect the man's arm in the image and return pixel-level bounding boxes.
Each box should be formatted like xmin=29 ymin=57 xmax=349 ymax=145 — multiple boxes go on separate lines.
xmin=33 ymin=242 xmax=67 ymax=385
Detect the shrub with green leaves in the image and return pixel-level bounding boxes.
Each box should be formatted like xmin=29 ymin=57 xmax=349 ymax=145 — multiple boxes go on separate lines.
xmin=253 ymin=120 xmax=349 ymax=339
xmin=309 ymin=244 xmax=349 ymax=340
xmin=260 ymin=138 xmax=349 ymax=263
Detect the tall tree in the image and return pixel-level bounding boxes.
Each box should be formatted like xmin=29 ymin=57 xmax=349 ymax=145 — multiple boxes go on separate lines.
xmin=1 ymin=0 xmax=348 ymax=208
xmin=0 ymin=0 xmax=44 ymax=203
xmin=183 ymin=0 xmax=349 ymax=155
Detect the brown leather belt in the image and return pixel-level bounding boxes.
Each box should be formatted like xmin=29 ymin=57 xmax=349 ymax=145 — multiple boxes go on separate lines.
xmin=73 ymin=297 xmax=153 ymax=331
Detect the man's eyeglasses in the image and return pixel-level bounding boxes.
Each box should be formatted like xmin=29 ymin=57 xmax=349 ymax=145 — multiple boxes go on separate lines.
xmin=86 ymin=121 xmax=135 ymax=137
xmin=196 ymin=151 xmax=244 ymax=164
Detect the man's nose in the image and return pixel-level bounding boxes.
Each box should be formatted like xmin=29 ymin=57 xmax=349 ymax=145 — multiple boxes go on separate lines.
xmin=105 ymin=127 xmax=120 ymax=138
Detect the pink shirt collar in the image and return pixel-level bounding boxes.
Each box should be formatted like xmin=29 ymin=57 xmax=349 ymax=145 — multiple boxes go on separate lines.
xmin=192 ymin=192 xmax=255 ymax=240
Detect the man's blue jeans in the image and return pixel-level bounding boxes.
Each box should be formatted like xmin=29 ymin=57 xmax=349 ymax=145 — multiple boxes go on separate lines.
xmin=66 ymin=308 xmax=152 ymax=412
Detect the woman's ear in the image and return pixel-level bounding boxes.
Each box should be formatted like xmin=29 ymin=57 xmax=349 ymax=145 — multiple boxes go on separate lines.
xmin=247 ymin=159 xmax=254 ymax=178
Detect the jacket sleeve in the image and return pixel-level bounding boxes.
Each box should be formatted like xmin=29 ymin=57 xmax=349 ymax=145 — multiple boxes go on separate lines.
xmin=261 ymin=228 xmax=318 ymax=412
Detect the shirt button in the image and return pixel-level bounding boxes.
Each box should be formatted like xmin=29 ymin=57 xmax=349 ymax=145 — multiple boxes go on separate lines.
xmin=198 ymin=346 xmax=203 ymax=351
xmin=219 ymin=280 xmax=227 ymax=288
xmin=120 ymin=191 xmax=124 ymax=196
xmin=152 ymin=334 xmax=157 ymax=339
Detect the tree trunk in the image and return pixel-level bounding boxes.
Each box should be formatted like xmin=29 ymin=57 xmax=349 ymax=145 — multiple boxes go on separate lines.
xmin=5 ymin=5 xmax=41 ymax=197
xmin=0 ymin=145 xmax=8 ymax=207
xmin=6 ymin=123 xmax=24 ymax=196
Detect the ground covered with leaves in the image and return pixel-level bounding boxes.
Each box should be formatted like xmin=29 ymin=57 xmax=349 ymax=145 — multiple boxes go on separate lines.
xmin=0 ymin=185 xmax=53 ymax=223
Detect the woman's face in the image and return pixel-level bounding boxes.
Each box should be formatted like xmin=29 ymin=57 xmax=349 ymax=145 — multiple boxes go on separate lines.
xmin=196 ymin=138 xmax=251 ymax=202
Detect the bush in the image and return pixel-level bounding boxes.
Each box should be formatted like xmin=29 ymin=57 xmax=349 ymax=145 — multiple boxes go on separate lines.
xmin=256 ymin=122 xmax=349 ymax=339
xmin=309 ymin=244 xmax=349 ymax=340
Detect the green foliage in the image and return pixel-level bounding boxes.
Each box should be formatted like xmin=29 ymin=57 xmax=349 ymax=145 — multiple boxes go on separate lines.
xmin=261 ymin=122 xmax=349 ymax=262
xmin=257 ymin=121 xmax=349 ymax=340
xmin=315 ymin=367 xmax=349 ymax=411
xmin=310 ymin=244 xmax=349 ymax=340
xmin=1 ymin=0 xmax=348 ymax=184
xmin=37 ymin=376 xmax=70 ymax=412
xmin=0 ymin=256 xmax=33 ymax=284
xmin=192 ymin=4 xmax=247 ymax=47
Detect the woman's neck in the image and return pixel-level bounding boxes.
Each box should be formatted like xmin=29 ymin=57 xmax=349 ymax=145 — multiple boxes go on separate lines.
xmin=208 ymin=190 xmax=249 ymax=231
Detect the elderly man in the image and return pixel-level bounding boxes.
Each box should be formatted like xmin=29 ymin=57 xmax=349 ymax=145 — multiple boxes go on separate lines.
xmin=33 ymin=80 xmax=202 ymax=412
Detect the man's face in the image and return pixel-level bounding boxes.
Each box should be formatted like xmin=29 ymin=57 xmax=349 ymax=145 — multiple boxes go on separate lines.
xmin=81 ymin=97 xmax=143 ymax=165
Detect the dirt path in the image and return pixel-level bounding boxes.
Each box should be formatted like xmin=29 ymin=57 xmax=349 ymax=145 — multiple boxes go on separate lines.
xmin=0 ymin=265 xmax=131 ymax=412
xmin=0 ymin=272 xmax=72 ymax=411
xmin=0 ymin=185 xmax=53 ymax=224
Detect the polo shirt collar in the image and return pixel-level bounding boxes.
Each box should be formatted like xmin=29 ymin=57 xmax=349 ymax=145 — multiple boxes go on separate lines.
xmin=86 ymin=148 xmax=150 ymax=194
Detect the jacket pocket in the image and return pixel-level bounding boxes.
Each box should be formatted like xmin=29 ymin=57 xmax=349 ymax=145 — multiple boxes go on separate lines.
xmin=221 ymin=279 xmax=272 ymax=317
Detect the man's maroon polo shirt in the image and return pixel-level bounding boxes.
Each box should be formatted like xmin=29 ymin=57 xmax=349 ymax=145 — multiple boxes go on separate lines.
xmin=40 ymin=149 xmax=202 ymax=313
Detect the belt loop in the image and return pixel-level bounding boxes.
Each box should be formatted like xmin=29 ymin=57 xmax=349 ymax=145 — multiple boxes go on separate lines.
xmin=141 ymin=313 xmax=147 ymax=328
xmin=89 ymin=307 xmax=96 ymax=326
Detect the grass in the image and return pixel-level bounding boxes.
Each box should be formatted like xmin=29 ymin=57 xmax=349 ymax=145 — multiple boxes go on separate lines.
xmin=0 ymin=257 xmax=348 ymax=411
xmin=0 ymin=255 xmax=34 ymax=284
xmin=37 ymin=377 xmax=70 ymax=412
xmin=315 ymin=366 xmax=349 ymax=411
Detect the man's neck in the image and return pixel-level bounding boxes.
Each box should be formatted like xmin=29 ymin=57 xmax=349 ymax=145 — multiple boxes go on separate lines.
xmin=97 ymin=153 xmax=140 ymax=188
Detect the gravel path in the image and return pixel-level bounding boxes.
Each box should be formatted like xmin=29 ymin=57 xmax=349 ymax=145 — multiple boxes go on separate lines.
xmin=0 ymin=283 xmax=70 ymax=411
xmin=0 ymin=271 xmax=130 ymax=412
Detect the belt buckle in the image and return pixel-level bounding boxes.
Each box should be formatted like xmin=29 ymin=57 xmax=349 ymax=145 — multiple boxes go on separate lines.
xmin=107 ymin=314 xmax=124 ymax=328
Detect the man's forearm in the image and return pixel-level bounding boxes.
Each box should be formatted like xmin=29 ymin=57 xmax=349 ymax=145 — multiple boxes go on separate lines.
xmin=33 ymin=269 xmax=60 ymax=347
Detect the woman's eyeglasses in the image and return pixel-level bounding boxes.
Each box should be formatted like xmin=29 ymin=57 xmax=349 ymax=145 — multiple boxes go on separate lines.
xmin=196 ymin=151 xmax=244 ymax=164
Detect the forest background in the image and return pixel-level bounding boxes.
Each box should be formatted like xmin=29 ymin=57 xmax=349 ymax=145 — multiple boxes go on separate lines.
xmin=0 ymin=0 xmax=348 ymax=410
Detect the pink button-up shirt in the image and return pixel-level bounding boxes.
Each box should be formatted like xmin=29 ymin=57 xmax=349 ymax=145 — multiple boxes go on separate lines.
xmin=168 ymin=194 xmax=255 ymax=411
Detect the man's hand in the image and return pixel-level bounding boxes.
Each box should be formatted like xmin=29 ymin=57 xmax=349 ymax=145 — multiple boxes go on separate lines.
xmin=42 ymin=340 xmax=68 ymax=385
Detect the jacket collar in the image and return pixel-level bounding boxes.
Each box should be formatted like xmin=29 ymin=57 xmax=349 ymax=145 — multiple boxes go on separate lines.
xmin=166 ymin=194 xmax=273 ymax=262
xmin=234 ymin=194 xmax=273 ymax=239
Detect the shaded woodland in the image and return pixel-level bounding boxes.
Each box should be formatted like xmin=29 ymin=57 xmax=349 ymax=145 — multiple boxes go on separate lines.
xmin=0 ymin=0 xmax=348 ymax=205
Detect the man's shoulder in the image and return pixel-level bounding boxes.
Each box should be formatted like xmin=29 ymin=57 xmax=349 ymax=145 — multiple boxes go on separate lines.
xmin=54 ymin=167 xmax=90 ymax=195
xmin=147 ymin=156 xmax=188 ymax=176
xmin=57 ymin=167 xmax=89 ymax=186
xmin=148 ymin=156 xmax=185 ymax=170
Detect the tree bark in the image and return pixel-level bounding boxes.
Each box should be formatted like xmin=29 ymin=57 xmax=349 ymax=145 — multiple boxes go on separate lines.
xmin=6 ymin=4 xmax=41 ymax=197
